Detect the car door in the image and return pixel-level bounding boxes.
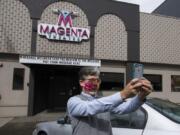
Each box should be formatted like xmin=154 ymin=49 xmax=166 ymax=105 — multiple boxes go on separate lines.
xmin=111 ymin=108 xmax=147 ymax=135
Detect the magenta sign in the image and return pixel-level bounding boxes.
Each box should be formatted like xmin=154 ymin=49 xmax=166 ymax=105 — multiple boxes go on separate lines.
xmin=38 ymin=10 xmax=90 ymax=42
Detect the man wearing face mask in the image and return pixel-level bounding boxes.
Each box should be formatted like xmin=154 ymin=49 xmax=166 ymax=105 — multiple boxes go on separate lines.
xmin=67 ymin=66 xmax=152 ymax=135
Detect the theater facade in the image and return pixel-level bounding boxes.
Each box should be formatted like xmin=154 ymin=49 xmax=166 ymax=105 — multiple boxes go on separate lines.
xmin=1 ymin=0 xmax=180 ymax=116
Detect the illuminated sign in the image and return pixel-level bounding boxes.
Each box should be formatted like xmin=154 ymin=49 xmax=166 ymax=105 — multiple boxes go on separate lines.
xmin=38 ymin=10 xmax=90 ymax=42
xmin=19 ymin=55 xmax=101 ymax=67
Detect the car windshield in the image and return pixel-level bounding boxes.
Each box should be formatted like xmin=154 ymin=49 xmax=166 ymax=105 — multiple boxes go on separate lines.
xmin=146 ymin=98 xmax=180 ymax=124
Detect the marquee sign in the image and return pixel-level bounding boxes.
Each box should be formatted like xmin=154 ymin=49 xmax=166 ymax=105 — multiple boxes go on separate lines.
xmin=38 ymin=10 xmax=90 ymax=42
xmin=19 ymin=55 xmax=101 ymax=67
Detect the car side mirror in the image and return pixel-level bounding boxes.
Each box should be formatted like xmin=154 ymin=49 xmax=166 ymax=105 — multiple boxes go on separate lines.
xmin=57 ymin=115 xmax=70 ymax=124
xmin=57 ymin=118 xmax=66 ymax=124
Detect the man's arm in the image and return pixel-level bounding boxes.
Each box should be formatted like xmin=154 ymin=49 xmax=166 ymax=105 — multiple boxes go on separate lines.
xmin=67 ymin=92 xmax=124 ymax=117
xmin=110 ymin=95 xmax=143 ymax=114
xmin=67 ymin=79 xmax=145 ymax=117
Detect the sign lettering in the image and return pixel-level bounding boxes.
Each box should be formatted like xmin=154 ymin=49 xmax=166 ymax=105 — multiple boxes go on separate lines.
xmin=38 ymin=10 xmax=90 ymax=42
xmin=19 ymin=55 xmax=101 ymax=67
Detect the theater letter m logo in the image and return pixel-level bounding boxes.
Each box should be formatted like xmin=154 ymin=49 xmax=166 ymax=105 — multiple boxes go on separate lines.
xmin=38 ymin=10 xmax=90 ymax=42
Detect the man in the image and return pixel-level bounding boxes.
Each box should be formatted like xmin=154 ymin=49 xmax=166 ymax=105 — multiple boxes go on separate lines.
xmin=67 ymin=66 xmax=152 ymax=135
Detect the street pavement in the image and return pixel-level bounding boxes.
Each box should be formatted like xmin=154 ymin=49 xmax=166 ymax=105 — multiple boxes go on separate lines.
xmin=0 ymin=111 xmax=66 ymax=135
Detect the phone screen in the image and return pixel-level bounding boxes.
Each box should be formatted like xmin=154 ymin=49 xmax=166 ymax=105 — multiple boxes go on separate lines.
xmin=132 ymin=63 xmax=144 ymax=78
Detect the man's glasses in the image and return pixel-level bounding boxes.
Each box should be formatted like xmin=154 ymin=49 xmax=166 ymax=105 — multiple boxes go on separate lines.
xmin=84 ymin=78 xmax=101 ymax=83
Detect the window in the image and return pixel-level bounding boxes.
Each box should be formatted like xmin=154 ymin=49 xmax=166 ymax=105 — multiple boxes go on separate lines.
xmin=110 ymin=108 xmax=146 ymax=129
xmin=144 ymin=74 xmax=162 ymax=92
xmin=171 ymin=75 xmax=180 ymax=92
xmin=111 ymin=113 xmax=130 ymax=128
xmin=12 ymin=68 xmax=25 ymax=90
xmin=146 ymin=98 xmax=180 ymax=124
xmin=100 ymin=72 xmax=124 ymax=91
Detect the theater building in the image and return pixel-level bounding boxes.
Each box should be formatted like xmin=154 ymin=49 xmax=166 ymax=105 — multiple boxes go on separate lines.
xmin=0 ymin=0 xmax=180 ymax=117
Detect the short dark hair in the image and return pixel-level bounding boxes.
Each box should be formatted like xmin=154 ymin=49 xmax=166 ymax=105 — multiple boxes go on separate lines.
xmin=79 ymin=67 xmax=100 ymax=80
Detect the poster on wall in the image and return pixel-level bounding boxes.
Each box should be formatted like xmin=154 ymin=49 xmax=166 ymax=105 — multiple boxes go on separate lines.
xmin=38 ymin=10 xmax=90 ymax=42
xmin=19 ymin=55 xmax=101 ymax=67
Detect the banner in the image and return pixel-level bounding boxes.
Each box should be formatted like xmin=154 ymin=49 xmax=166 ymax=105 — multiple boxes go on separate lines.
xmin=19 ymin=55 xmax=101 ymax=67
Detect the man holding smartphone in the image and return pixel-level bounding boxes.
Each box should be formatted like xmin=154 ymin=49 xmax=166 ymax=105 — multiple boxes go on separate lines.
xmin=67 ymin=66 xmax=152 ymax=135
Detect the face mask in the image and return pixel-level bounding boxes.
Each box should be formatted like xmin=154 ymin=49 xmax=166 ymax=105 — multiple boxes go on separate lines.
xmin=83 ymin=81 xmax=97 ymax=92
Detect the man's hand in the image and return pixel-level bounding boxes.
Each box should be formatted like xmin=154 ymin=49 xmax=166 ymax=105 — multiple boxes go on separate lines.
xmin=120 ymin=78 xmax=143 ymax=100
xmin=138 ymin=78 xmax=153 ymax=101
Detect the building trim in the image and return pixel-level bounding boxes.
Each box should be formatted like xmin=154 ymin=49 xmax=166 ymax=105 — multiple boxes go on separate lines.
xmin=1 ymin=53 xmax=180 ymax=69
xmin=27 ymin=67 xmax=35 ymax=116
xmin=0 ymin=53 xmax=19 ymax=61
xmin=31 ymin=19 xmax=38 ymax=54
xmin=90 ymin=26 xmax=95 ymax=58
xmin=102 ymin=60 xmax=180 ymax=69
xmin=0 ymin=105 xmax=27 ymax=107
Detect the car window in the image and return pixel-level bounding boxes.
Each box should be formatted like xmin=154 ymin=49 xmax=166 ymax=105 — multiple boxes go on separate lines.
xmin=147 ymin=98 xmax=180 ymax=124
xmin=111 ymin=113 xmax=130 ymax=128
xmin=110 ymin=108 xmax=146 ymax=129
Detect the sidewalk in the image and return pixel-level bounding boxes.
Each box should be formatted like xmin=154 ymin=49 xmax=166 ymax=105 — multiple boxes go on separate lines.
xmin=0 ymin=111 xmax=66 ymax=135
xmin=0 ymin=117 xmax=13 ymax=128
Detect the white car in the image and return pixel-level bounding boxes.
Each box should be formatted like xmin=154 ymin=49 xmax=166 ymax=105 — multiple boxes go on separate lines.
xmin=33 ymin=98 xmax=180 ymax=135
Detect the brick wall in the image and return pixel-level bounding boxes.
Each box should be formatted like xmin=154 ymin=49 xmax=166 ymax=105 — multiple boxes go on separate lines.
xmin=0 ymin=0 xmax=31 ymax=54
xmin=140 ymin=13 xmax=180 ymax=64
xmin=94 ymin=15 xmax=127 ymax=61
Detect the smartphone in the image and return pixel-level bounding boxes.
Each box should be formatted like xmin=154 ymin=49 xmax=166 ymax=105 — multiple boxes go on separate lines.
xmin=132 ymin=63 xmax=144 ymax=79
